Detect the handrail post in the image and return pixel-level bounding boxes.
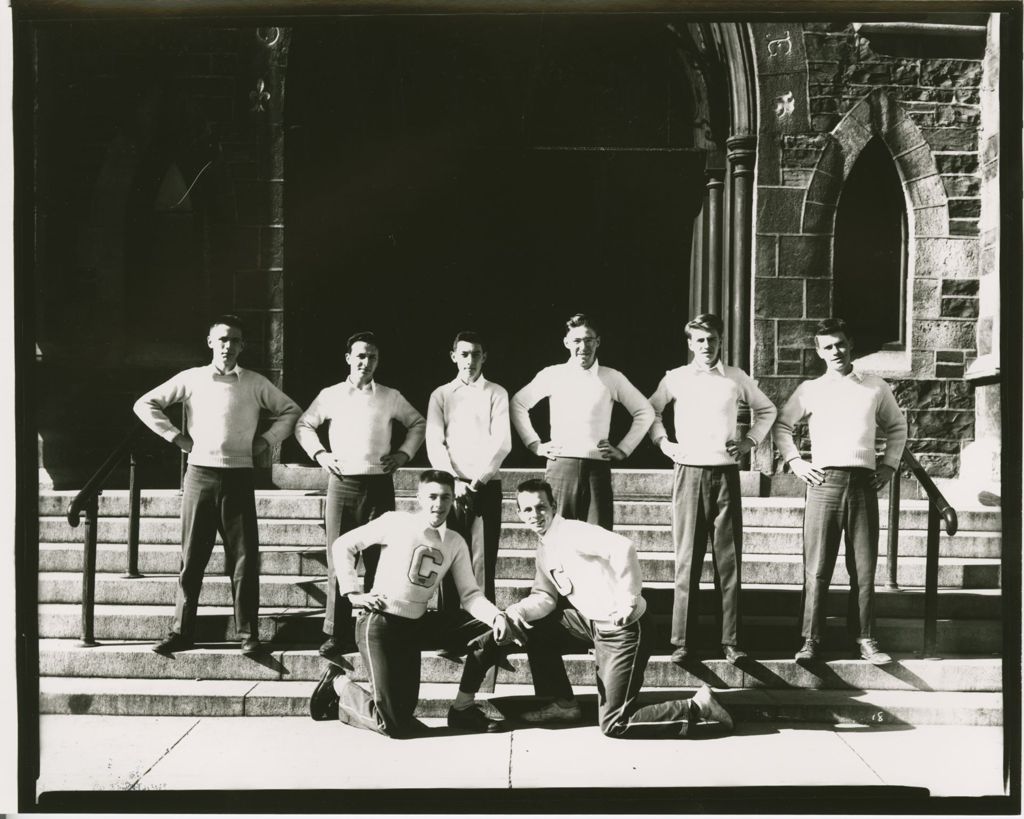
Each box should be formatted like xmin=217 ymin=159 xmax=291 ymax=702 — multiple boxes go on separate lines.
xmin=80 ymin=493 xmax=100 ymax=647
xmin=123 ymin=451 xmax=143 ymax=579
xmin=886 ymin=468 xmax=900 ymax=590
xmin=922 ymin=502 xmax=941 ymax=658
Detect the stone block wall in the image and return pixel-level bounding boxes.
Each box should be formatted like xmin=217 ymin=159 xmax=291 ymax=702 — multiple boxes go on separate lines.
xmin=752 ymin=22 xmax=987 ymax=478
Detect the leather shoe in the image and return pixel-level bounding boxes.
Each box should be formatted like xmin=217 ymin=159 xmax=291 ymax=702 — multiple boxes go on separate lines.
xmin=670 ymin=645 xmax=691 ymax=665
xmin=240 ymin=637 xmax=263 ymax=657
xmin=795 ymin=638 xmax=819 ymax=662
xmin=310 ymin=664 xmax=342 ymax=721
xmin=722 ymin=645 xmax=748 ymax=664
xmin=519 ymin=700 xmax=583 ymax=724
xmin=319 ymin=637 xmax=357 ymax=660
xmin=857 ymin=638 xmax=893 ymax=666
xmin=152 ymin=633 xmax=193 ymax=656
xmin=447 ymin=704 xmax=506 ymax=733
xmin=692 ymin=684 xmax=734 ymax=731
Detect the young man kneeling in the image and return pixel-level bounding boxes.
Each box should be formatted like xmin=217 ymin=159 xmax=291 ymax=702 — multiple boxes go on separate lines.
xmin=309 ymin=469 xmax=523 ymax=737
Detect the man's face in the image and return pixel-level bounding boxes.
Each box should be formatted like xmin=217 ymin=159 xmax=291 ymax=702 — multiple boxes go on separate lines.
xmin=418 ymin=481 xmax=455 ymax=527
xmin=687 ymin=327 xmax=721 ymax=368
xmin=450 ymin=340 xmax=486 ymax=382
xmin=814 ymin=331 xmax=854 ymax=374
xmin=516 ymin=490 xmax=555 ymax=535
xmin=346 ymin=341 xmax=379 ymax=385
xmin=563 ymin=325 xmax=600 ymax=369
xmin=207 ymin=323 xmax=244 ymax=372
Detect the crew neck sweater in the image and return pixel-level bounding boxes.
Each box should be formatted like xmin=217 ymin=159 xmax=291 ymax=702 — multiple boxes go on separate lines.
xmin=648 ymin=361 xmax=777 ymax=466
xmin=294 ymin=380 xmax=425 ymax=476
xmin=772 ymin=370 xmax=907 ymax=470
xmin=133 ymin=365 xmax=300 ymax=468
xmin=331 ymin=510 xmax=501 ymax=624
xmin=510 ymin=361 xmax=654 ymax=460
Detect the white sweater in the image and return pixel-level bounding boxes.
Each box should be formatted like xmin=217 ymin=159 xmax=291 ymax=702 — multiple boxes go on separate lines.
xmin=133 ymin=365 xmax=300 ymax=468
xmin=294 ymin=380 xmax=425 ymax=475
xmin=773 ymin=370 xmax=908 ymax=470
xmin=648 ymin=361 xmax=777 ymax=466
xmin=510 ymin=360 xmax=654 ymax=460
xmin=505 ymin=516 xmax=647 ymax=630
xmin=332 ymin=511 xmax=501 ymax=624
xmin=426 ymin=375 xmax=511 ymax=484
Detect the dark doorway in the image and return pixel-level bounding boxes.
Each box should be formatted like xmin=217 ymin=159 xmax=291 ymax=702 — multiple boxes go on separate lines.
xmin=833 ymin=136 xmax=908 ymax=358
xmin=284 ymin=17 xmax=707 ymax=465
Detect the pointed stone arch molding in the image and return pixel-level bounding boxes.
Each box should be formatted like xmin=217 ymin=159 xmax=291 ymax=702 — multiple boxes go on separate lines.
xmin=801 ymin=88 xmax=950 ymax=238
xmin=802 ymin=88 xmax=954 ymax=375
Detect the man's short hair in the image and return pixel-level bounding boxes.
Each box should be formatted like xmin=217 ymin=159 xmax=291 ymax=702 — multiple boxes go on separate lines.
xmin=419 ymin=469 xmax=455 ymax=491
xmin=208 ymin=314 xmax=246 ymax=337
xmin=684 ymin=313 xmax=724 ymax=340
xmin=452 ymin=330 xmax=485 ymax=351
xmin=516 ymin=478 xmax=556 ymax=506
xmin=346 ymin=331 xmax=378 ymax=352
xmin=565 ymin=313 xmax=599 ymax=336
xmin=813 ymin=318 xmax=850 ymax=339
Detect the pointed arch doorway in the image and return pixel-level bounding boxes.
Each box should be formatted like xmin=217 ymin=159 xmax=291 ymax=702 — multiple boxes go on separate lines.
xmin=282 ymin=16 xmax=757 ymax=466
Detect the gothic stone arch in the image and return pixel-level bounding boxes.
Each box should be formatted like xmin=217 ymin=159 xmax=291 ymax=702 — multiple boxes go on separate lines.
xmin=801 ymin=88 xmax=952 ymax=372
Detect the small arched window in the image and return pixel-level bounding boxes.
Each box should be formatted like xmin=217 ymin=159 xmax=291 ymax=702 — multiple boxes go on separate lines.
xmin=833 ymin=136 xmax=908 ymax=356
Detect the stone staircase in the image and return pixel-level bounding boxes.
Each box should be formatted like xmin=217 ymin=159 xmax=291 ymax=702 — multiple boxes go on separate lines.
xmin=37 ymin=468 xmax=1004 ymax=726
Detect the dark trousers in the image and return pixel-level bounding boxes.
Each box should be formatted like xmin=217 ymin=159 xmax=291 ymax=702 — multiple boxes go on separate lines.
xmin=545 ymin=457 xmax=613 ymax=530
xmin=670 ymin=464 xmax=743 ymax=647
xmin=801 ymin=467 xmax=879 ymax=642
xmin=324 ymin=474 xmax=395 ymax=641
xmin=336 ymin=609 xmax=502 ymax=737
xmin=524 ymin=609 xmax=698 ymax=738
xmin=438 ymin=479 xmax=503 ymax=611
xmin=174 ymin=465 xmax=259 ymax=641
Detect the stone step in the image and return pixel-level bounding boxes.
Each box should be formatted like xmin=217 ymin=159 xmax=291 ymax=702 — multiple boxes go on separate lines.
xmin=38 ymin=491 xmax=1004 ymax=532
xmin=494 ymin=551 xmax=1001 ymax=588
xmin=37 ymin=572 xmax=1004 ymax=621
xmin=38 ymin=639 xmax=1003 ymax=691
xmin=37 ymin=517 xmax=1003 ymax=561
xmin=38 ymin=604 xmax=1003 ymax=653
xmin=38 ymin=676 xmax=1004 ymax=725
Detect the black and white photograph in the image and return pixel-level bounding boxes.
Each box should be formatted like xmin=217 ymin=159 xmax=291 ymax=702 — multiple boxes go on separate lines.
xmin=3 ymin=0 xmax=1020 ymax=813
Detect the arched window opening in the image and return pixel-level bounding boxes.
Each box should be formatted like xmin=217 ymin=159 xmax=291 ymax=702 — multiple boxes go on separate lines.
xmin=833 ymin=136 xmax=908 ymax=357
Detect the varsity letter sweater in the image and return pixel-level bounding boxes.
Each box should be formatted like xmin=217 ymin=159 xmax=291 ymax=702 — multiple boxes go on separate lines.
xmin=332 ymin=511 xmax=502 ymax=624
xmin=505 ymin=515 xmax=647 ymax=630
xmin=134 ymin=365 xmax=301 ymax=468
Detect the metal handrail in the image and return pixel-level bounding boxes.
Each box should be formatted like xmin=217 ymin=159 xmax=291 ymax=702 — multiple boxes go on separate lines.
xmin=65 ymin=422 xmax=147 ymax=646
xmin=885 ymin=448 xmax=959 ymax=658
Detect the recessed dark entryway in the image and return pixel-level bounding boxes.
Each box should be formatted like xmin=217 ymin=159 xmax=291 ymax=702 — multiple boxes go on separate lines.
xmin=284 ymin=16 xmax=711 ymax=465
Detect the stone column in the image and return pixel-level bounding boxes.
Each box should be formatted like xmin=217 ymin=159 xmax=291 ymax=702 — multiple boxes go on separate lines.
xmin=960 ymin=14 xmax=1000 ymax=504
xmin=727 ymin=135 xmax=756 ymax=370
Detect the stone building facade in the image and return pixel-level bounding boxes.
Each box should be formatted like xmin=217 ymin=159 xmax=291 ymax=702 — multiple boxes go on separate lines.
xmin=24 ymin=14 xmax=1004 ymax=488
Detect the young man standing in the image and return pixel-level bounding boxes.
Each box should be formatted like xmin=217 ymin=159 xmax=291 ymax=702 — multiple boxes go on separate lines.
xmin=134 ymin=315 xmax=301 ymax=656
xmin=648 ymin=313 xmax=777 ymax=664
xmin=426 ymin=330 xmax=512 ymax=608
xmin=773 ymin=318 xmax=907 ymax=665
xmin=510 ymin=313 xmax=653 ymax=529
xmin=308 ymin=470 xmax=525 ymax=737
xmin=295 ymin=331 xmax=426 ymax=660
xmin=495 ymin=479 xmax=734 ymax=737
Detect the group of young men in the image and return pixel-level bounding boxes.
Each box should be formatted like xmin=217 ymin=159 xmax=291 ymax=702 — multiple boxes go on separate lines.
xmin=132 ymin=309 xmax=907 ymax=738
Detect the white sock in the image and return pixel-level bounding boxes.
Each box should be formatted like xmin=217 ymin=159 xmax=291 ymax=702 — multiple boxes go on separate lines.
xmin=452 ymin=690 xmax=476 ymax=710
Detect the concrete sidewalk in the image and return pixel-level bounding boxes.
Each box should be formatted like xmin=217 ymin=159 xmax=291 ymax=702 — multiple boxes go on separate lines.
xmin=36 ymin=714 xmax=1005 ymax=801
